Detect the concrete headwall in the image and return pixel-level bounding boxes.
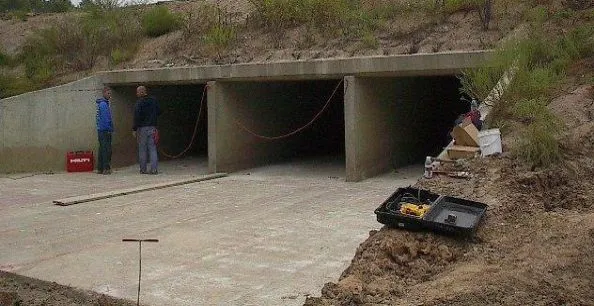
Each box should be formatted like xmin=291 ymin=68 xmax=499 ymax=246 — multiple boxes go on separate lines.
xmin=0 ymin=77 xmax=102 ymax=173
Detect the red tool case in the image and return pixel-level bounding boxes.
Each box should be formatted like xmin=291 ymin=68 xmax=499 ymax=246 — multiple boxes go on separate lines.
xmin=66 ymin=151 xmax=94 ymax=172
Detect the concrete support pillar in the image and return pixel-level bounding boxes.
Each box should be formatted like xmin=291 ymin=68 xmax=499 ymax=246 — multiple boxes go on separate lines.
xmin=344 ymin=76 xmax=396 ymax=182
xmin=110 ymin=87 xmax=137 ymax=167
xmin=207 ymin=81 xmax=220 ymax=173
xmin=208 ymin=81 xmax=281 ymax=173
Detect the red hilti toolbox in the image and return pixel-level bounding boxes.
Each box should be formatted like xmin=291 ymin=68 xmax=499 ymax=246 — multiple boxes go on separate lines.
xmin=66 ymin=151 xmax=94 ymax=172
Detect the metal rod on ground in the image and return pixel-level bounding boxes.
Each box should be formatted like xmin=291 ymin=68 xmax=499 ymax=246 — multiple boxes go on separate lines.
xmin=123 ymin=239 xmax=159 ymax=306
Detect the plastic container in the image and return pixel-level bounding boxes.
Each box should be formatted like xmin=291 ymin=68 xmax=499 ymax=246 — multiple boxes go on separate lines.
xmin=375 ymin=187 xmax=488 ymax=236
xmin=374 ymin=187 xmax=440 ymax=231
xmin=423 ymin=196 xmax=488 ymax=235
xmin=478 ymin=129 xmax=502 ymax=157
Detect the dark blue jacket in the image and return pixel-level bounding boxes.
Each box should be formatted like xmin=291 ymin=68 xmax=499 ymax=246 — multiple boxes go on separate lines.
xmin=133 ymin=96 xmax=161 ymax=131
xmin=96 ymin=98 xmax=113 ymax=132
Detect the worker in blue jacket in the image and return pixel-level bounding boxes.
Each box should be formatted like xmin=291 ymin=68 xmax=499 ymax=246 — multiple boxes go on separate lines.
xmin=96 ymin=87 xmax=114 ymax=175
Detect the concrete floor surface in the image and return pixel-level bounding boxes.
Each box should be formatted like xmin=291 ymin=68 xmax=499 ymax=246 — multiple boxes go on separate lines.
xmin=0 ymin=158 xmax=420 ymax=305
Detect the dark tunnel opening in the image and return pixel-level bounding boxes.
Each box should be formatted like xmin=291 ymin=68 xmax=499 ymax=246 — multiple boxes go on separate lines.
xmin=231 ymin=79 xmax=346 ymax=169
xmin=383 ymin=75 xmax=469 ymax=168
xmin=151 ymin=85 xmax=209 ymax=160
xmin=277 ymin=80 xmax=345 ymax=160
xmin=405 ymin=76 xmax=469 ymax=163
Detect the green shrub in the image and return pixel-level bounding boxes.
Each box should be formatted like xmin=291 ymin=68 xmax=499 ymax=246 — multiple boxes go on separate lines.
xmin=0 ymin=50 xmax=11 ymax=66
xmin=515 ymin=122 xmax=561 ymax=168
xmin=362 ymin=31 xmax=379 ymax=49
xmin=142 ymin=6 xmax=180 ymax=37
xmin=458 ymin=25 xmax=594 ymax=168
xmin=552 ymin=9 xmax=574 ymax=20
xmin=0 ymin=74 xmax=38 ymax=98
xmin=110 ymin=48 xmax=136 ymax=65
xmin=507 ymin=67 xmax=558 ymax=100
xmin=512 ymin=98 xmax=560 ymax=127
xmin=203 ymin=25 xmax=236 ymax=58
xmin=525 ymin=5 xmax=549 ymax=23
xmin=7 ymin=10 xmax=28 ymax=21
xmin=18 ymin=8 xmax=141 ymax=82
xmin=558 ymin=26 xmax=594 ymax=59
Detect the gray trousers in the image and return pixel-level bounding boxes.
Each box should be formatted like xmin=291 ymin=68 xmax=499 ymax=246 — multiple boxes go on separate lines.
xmin=138 ymin=126 xmax=158 ymax=173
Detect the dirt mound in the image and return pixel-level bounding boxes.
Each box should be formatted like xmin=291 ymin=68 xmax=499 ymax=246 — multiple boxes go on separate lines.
xmin=0 ymin=271 xmax=135 ymax=306
xmin=306 ymin=230 xmax=469 ymax=305
xmin=306 ymin=154 xmax=594 ymax=305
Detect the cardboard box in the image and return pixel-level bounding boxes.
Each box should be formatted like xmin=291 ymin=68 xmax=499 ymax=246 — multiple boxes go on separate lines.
xmin=451 ymin=121 xmax=480 ymax=147
xmin=447 ymin=145 xmax=480 ymax=160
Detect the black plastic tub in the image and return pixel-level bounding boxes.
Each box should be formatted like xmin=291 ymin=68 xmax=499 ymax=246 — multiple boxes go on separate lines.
xmin=375 ymin=187 xmax=488 ymax=236
xmin=374 ymin=187 xmax=441 ymax=231
xmin=424 ymin=196 xmax=488 ymax=236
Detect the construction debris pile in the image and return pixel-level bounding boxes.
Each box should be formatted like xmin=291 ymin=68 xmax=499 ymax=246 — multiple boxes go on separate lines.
xmin=425 ymin=114 xmax=502 ymax=179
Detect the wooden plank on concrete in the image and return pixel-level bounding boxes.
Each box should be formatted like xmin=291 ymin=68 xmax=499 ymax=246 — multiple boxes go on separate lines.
xmin=53 ymin=173 xmax=227 ymax=206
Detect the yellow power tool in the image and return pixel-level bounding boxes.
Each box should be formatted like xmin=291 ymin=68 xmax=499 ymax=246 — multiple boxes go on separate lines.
xmin=400 ymin=203 xmax=431 ymax=218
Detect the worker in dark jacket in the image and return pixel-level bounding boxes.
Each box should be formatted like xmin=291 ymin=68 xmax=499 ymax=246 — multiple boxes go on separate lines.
xmin=96 ymin=87 xmax=113 ymax=175
xmin=132 ymin=86 xmax=161 ymax=174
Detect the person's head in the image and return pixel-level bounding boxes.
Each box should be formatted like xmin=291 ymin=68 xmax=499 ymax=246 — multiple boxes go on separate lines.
xmin=102 ymin=87 xmax=112 ymax=100
xmin=136 ymin=86 xmax=147 ymax=98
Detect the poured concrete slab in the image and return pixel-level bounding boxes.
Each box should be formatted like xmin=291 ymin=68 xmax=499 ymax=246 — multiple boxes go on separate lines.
xmin=0 ymin=157 xmax=209 ymax=206
xmin=0 ymin=162 xmax=421 ymax=305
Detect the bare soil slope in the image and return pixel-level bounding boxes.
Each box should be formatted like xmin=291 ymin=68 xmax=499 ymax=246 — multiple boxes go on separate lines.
xmin=0 ymin=271 xmax=135 ymax=306
xmin=1 ymin=0 xmax=526 ymax=69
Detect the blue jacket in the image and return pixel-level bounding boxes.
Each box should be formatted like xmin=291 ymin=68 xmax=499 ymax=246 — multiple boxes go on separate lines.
xmin=96 ymin=98 xmax=113 ymax=132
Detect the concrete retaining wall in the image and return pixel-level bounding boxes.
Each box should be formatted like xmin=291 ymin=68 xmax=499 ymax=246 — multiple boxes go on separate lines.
xmin=0 ymin=77 xmax=102 ymax=173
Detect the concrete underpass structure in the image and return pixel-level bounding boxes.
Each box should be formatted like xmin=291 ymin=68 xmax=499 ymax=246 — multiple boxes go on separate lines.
xmin=0 ymin=51 xmax=491 ymax=181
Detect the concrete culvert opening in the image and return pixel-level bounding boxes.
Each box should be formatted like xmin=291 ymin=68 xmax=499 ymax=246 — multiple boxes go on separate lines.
xmin=150 ymin=85 xmax=208 ymax=160
xmin=109 ymin=84 xmax=208 ymax=172
xmin=389 ymin=76 xmax=468 ymax=164
xmin=216 ymin=79 xmax=346 ymax=177
xmin=346 ymin=75 xmax=468 ymax=181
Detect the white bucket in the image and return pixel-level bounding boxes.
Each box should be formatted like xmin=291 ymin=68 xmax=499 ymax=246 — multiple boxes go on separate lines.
xmin=478 ymin=129 xmax=502 ymax=157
